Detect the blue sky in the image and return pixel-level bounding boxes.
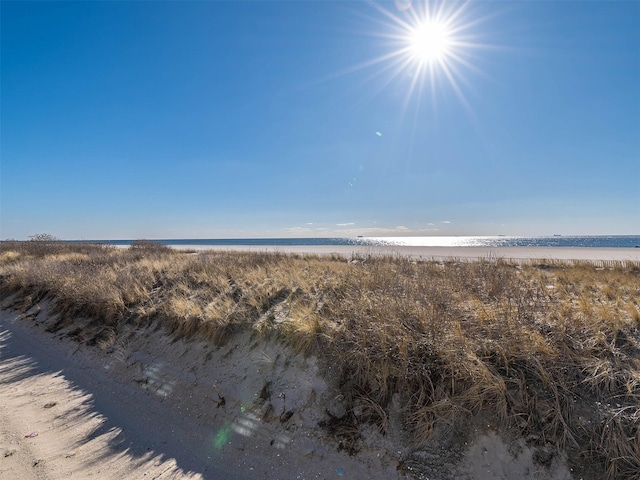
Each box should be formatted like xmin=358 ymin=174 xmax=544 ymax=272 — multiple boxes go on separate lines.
xmin=1 ymin=0 xmax=638 ymax=240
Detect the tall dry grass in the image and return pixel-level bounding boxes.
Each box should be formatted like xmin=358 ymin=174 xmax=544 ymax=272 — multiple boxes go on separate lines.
xmin=1 ymin=241 xmax=638 ymax=478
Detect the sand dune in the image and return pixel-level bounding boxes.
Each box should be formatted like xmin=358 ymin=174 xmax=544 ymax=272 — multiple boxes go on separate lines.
xmin=1 ymin=301 xmax=575 ymax=480
xmin=0 ymin=304 xmax=397 ymax=480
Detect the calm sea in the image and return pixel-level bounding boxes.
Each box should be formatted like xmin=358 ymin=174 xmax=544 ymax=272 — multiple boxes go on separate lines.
xmin=83 ymin=236 xmax=640 ymax=248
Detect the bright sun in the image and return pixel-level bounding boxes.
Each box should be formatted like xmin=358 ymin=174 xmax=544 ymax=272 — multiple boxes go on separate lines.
xmin=333 ymin=1 xmax=489 ymax=109
xmin=409 ymin=21 xmax=452 ymax=63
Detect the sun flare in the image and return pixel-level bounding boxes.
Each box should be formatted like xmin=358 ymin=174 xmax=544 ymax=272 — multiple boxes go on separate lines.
xmin=409 ymin=21 xmax=452 ymax=63
xmin=319 ymin=1 xmax=491 ymax=114
xmin=340 ymin=0 xmax=492 ymax=112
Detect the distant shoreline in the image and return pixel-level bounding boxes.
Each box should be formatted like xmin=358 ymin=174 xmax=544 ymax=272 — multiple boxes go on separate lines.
xmin=68 ymin=234 xmax=640 ymax=249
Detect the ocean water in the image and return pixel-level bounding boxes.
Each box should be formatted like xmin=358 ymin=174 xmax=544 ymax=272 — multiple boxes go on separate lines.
xmin=88 ymin=236 xmax=640 ymax=248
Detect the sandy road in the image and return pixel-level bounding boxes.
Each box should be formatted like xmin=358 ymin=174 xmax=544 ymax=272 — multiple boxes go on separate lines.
xmin=0 ymin=305 xmax=401 ymax=480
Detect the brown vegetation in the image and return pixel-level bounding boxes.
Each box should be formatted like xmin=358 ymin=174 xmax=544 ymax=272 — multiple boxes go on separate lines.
xmin=1 ymin=241 xmax=639 ymax=479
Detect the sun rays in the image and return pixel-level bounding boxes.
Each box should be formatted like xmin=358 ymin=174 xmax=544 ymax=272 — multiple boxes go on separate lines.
xmin=338 ymin=0 xmax=493 ymax=114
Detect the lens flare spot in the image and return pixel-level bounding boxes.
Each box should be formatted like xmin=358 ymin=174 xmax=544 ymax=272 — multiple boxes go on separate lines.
xmin=213 ymin=424 xmax=232 ymax=450
xmin=395 ymin=0 xmax=413 ymax=11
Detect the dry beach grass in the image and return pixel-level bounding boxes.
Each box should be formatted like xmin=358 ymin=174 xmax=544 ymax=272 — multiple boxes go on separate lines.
xmin=1 ymin=239 xmax=639 ymax=479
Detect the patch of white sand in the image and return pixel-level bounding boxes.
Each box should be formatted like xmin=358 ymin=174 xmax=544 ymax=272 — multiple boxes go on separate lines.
xmin=168 ymin=244 xmax=640 ymax=262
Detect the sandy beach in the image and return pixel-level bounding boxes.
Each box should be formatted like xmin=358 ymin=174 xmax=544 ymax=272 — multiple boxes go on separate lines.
xmin=170 ymin=244 xmax=640 ymax=262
